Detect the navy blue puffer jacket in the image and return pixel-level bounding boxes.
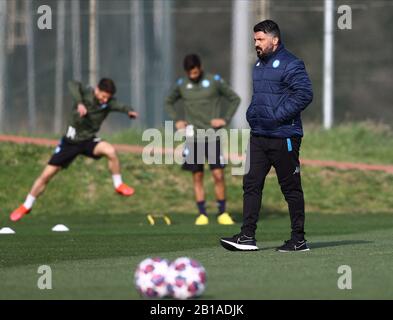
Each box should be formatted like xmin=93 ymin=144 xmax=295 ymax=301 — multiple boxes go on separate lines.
xmin=246 ymin=43 xmax=313 ymax=138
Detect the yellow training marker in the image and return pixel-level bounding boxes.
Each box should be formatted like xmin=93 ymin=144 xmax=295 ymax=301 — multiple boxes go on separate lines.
xmin=147 ymin=214 xmax=171 ymax=226
xmin=147 ymin=214 xmax=155 ymax=226
xmin=163 ymin=215 xmax=172 ymax=225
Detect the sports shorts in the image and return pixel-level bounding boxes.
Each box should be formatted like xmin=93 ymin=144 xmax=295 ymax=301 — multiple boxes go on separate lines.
xmin=182 ymin=137 xmax=225 ymax=173
xmin=48 ymin=137 xmax=102 ymax=168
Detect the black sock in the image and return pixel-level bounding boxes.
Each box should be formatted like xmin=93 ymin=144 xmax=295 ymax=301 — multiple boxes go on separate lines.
xmin=217 ymin=199 xmax=226 ymax=215
xmin=196 ymin=201 xmax=207 ymax=216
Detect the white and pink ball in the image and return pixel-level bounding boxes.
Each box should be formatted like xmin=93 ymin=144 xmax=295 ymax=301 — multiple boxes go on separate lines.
xmin=166 ymin=257 xmax=207 ymax=300
xmin=134 ymin=257 xmax=170 ymax=298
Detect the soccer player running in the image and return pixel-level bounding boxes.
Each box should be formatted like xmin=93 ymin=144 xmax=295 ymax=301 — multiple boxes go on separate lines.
xmin=220 ymin=20 xmax=313 ymax=252
xmin=10 ymin=78 xmax=139 ymax=222
xmin=166 ymin=54 xmax=241 ymax=226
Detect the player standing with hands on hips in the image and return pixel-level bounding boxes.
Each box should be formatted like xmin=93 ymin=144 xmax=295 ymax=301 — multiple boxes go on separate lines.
xmin=221 ymin=20 xmax=313 ymax=252
xmin=10 ymin=78 xmax=139 ymax=222
xmin=166 ymin=54 xmax=241 ymax=226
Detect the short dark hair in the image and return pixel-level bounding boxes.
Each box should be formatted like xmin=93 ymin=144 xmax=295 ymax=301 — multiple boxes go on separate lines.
xmin=254 ymin=20 xmax=281 ymax=42
xmin=183 ymin=54 xmax=201 ymax=71
xmin=98 ymin=78 xmax=116 ymax=95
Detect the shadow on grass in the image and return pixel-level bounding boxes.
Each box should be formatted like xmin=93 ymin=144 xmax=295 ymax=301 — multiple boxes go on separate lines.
xmin=309 ymin=240 xmax=373 ymax=249
xmin=260 ymin=240 xmax=373 ymax=251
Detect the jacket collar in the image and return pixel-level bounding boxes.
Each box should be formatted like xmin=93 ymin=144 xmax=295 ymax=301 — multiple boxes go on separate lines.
xmin=259 ymin=43 xmax=285 ymax=64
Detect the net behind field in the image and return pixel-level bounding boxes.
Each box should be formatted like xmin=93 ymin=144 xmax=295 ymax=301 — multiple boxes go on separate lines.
xmin=0 ymin=0 xmax=392 ymax=135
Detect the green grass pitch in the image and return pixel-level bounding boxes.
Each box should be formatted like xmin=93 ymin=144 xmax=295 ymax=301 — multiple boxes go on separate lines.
xmin=1 ymin=123 xmax=393 ymax=299
xmin=1 ymin=212 xmax=393 ymax=299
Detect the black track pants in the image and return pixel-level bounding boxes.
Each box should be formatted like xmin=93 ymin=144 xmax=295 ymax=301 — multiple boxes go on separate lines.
xmin=241 ymin=135 xmax=305 ymax=241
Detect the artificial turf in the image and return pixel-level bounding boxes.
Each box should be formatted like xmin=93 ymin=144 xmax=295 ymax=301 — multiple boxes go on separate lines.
xmin=1 ymin=123 xmax=393 ymax=300
xmin=1 ymin=212 xmax=392 ymax=299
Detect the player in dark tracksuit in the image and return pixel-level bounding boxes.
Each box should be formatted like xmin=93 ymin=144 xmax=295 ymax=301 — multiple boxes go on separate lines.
xmin=221 ymin=20 xmax=313 ymax=252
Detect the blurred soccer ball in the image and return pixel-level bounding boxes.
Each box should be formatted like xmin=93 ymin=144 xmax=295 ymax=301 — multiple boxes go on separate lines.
xmin=167 ymin=257 xmax=207 ymax=299
xmin=134 ymin=257 xmax=170 ymax=298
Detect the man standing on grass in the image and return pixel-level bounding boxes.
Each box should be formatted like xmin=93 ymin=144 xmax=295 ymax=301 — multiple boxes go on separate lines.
xmin=10 ymin=78 xmax=139 ymax=222
xmin=220 ymin=20 xmax=313 ymax=252
xmin=166 ymin=54 xmax=241 ymax=226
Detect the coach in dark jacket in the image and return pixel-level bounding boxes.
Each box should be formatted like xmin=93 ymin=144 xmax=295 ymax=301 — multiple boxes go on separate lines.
xmin=221 ymin=20 xmax=313 ymax=252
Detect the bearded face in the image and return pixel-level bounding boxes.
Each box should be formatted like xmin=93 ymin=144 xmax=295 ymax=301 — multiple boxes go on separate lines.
xmin=254 ymin=31 xmax=279 ymax=59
